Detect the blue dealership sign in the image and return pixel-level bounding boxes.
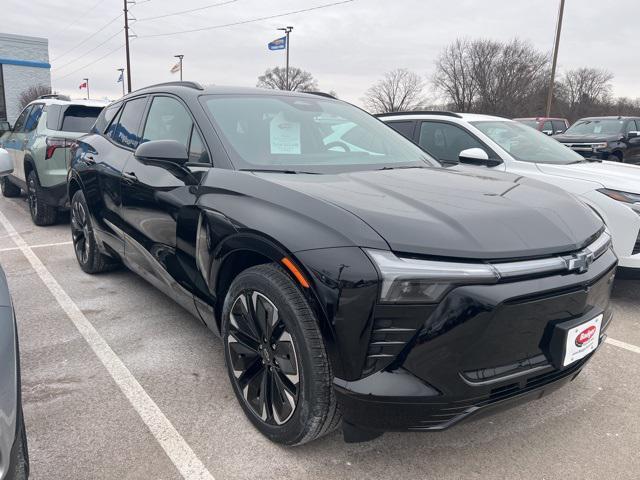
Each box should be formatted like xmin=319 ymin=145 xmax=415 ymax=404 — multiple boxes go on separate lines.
xmin=268 ymin=36 xmax=287 ymax=50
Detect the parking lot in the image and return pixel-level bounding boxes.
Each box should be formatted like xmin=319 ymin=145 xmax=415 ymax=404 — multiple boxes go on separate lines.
xmin=0 ymin=193 xmax=639 ymax=480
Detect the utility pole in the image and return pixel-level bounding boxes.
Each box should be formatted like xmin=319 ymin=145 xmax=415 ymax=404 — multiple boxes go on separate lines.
xmin=84 ymin=78 xmax=90 ymax=99
xmin=123 ymin=0 xmax=132 ymax=93
xmin=174 ymin=54 xmax=184 ymax=81
xmin=278 ymin=26 xmax=293 ymax=90
xmin=545 ymin=0 xmax=565 ymax=117
xmin=117 ymin=68 xmax=125 ymax=96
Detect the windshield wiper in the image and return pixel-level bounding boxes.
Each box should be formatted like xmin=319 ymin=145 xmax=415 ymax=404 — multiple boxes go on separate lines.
xmin=377 ymin=165 xmax=428 ymax=171
xmin=239 ymin=168 xmax=320 ymax=174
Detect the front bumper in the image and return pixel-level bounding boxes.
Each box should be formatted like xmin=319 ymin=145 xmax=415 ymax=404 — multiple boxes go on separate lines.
xmin=334 ymin=250 xmax=617 ymax=433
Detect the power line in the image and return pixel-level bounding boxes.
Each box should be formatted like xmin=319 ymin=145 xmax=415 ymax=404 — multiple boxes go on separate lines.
xmin=53 ymin=29 xmax=124 ymax=72
xmin=52 ymin=44 xmax=125 ymax=81
xmin=137 ymin=0 xmax=238 ymax=22
xmin=138 ymin=0 xmax=354 ymax=38
xmin=52 ymin=13 xmax=123 ymax=61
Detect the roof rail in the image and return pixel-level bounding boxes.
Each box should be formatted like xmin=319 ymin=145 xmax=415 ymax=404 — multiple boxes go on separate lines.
xmin=133 ymin=81 xmax=204 ymax=93
xmin=37 ymin=93 xmax=71 ymax=101
xmin=375 ymin=110 xmax=463 ymax=118
xmin=302 ymin=91 xmax=336 ymax=99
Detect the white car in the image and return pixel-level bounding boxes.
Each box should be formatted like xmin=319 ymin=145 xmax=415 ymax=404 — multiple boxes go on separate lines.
xmin=379 ymin=112 xmax=640 ymax=272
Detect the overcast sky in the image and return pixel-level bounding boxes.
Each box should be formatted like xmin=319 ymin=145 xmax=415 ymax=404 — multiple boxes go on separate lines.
xmin=3 ymin=0 xmax=638 ymax=105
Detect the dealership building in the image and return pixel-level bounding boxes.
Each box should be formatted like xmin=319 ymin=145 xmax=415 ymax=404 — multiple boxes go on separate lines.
xmin=0 ymin=32 xmax=51 ymax=124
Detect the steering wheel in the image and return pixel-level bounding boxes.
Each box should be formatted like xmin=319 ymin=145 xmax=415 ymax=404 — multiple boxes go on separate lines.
xmin=325 ymin=141 xmax=352 ymax=152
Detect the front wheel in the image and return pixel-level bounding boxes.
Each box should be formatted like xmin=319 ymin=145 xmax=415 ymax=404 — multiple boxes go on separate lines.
xmin=70 ymin=190 xmax=118 ymax=274
xmin=27 ymin=170 xmax=57 ymax=225
xmin=222 ymin=264 xmax=340 ymax=445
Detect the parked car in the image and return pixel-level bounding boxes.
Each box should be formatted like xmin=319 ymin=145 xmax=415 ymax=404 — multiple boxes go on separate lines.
xmin=380 ymin=111 xmax=640 ymax=273
xmin=554 ymin=116 xmax=640 ymax=163
xmin=0 ymin=262 xmax=29 ymax=480
xmin=0 ymin=96 xmax=106 ymax=225
xmin=68 ymin=83 xmax=616 ymax=444
xmin=514 ymin=116 xmax=570 ymax=135
xmin=0 ymin=121 xmax=11 ymax=139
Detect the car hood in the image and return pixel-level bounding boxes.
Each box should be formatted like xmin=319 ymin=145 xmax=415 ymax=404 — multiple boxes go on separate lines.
xmin=553 ymin=133 xmax=620 ymax=143
xmin=536 ymin=161 xmax=640 ymax=193
xmin=255 ymin=168 xmax=602 ymax=260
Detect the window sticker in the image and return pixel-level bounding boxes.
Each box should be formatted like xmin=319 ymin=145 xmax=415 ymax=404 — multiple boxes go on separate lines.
xmin=270 ymin=113 xmax=301 ymax=154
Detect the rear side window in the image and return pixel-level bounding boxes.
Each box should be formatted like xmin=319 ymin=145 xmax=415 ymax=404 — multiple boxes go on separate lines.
xmin=24 ymin=104 xmax=44 ymax=133
xmin=94 ymin=102 xmax=121 ymax=134
xmin=386 ymin=121 xmax=415 ymax=140
xmin=552 ymin=120 xmax=567 ymax=134
xmin=60 ymin=106 xmax=103 ymax=133
xmin=108 ymin=97 xmax=147 ymax=149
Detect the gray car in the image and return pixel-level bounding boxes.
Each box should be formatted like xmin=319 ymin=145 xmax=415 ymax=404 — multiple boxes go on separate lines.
xmin=0 ymin=266 xmax=28 ymax=479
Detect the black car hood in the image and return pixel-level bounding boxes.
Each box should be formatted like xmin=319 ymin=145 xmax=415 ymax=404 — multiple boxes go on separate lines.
xmin=255 ymin=168 xmax=602 ymax=260
xmin=554 ymin=133 xmax=620 ymax=143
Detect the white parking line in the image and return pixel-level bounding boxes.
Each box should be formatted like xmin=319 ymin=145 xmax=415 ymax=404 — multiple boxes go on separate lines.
xmin=606 ymin=337 xmax=640 ymax=355
xmin=0 ymin=241 xmax=73 ymax=253
xmin=0 ymin=210 xmax=215 ymax=480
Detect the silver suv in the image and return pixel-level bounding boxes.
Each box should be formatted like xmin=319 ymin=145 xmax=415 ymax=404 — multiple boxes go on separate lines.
xmin=0 ymin=95 xmax=105 ymax=225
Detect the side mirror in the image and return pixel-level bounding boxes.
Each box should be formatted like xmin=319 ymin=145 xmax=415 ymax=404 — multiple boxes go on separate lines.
xmin=542 ymin=130 xmax=553 ymax=136
xmin=134 ymin=140 xmax=188 ymax=165
xmin=458 ymin=148 xmax=502 ymax=167
xmin=0 ymin=148 xmax=13 ymax=176
xmin=628 ymin=131 xmax=640 ymax=139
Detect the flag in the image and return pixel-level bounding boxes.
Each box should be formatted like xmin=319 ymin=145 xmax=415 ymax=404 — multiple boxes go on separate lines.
xmin=79 ymin=81 xmax=87 ymax=90
xmin=117 ymin=71 xmax=123 ymax=83
xmin=170 ymin=62 xmax=180 ymax=74
xmin=268 ymin=36 xmax=287 ymax=51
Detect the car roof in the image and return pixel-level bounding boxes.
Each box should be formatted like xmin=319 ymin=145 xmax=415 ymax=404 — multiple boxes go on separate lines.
xmin=28 ymin=98 xmax=109 ymax=108
xmin=575 ymin=116 xmax=640 ymax=121
xmin=513 ymin=117 xmax=568 ymax=121
xmin=378 ymin=111 xmax=507 ymax=122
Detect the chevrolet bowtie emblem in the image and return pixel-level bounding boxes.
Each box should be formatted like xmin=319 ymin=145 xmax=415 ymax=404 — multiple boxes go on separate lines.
xmin=565 ymin=251 xmax=594 ymax=274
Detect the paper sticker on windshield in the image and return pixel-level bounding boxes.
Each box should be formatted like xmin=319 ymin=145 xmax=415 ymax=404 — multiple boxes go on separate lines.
xmin=270 ymin=113 xmax=301 ymax=155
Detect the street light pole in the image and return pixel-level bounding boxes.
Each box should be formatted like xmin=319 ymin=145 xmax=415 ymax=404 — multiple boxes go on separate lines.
xmin=117 ymin=68 xmax=125 ymax=96
xmin=278 ymin=26 xmax=293 ymax=90
xmin=174 ymin=54 xmax=184 ymax=81
xmin=123 ymin=0 xmax=132 ymax=93
xmin=545 ymin=0 xmax=565 ymax=117
xmin=84 ymin=78 xmax=90 ymax=99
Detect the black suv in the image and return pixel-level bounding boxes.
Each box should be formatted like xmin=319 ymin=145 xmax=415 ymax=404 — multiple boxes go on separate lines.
xmin=554 ymin=116 xmax=640 ymax=163
xmin=68 ymin=82 xmax=616 ymax=444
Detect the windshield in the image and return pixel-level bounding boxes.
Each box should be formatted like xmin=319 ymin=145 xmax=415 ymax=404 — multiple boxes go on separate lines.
xmin=471 ymin=120 xmax=584 ymax=164
xmin=565 ymin=119 xmax=624 ymax=135
xmin=201 ymin=95 xmax=437 ymax=173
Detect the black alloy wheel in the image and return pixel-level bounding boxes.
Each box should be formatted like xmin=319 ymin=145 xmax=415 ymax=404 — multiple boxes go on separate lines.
xmin=70 ymin=190 xmax=118 ymax=274
xmin=222 ymin=264 xmax=341 ymax=445
xmin=27 ymin=170 xmax=57 ymax=225
xmin=227 ymin=290 xmax=300 ymax=425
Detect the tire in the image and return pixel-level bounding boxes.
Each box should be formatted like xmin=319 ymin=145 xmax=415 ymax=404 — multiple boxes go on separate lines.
xmin=12 ymin=413 xmax=29 ymax=480
xmin=222 ymin=264 xmax=341 ymax=445
xmin=70 ymin=189 xmax=119 ymax=274
xmin=1 ymin=176 xmax=21 ymax=197
xmin=27 ymin=170 xmax=57 ymax=226
xmin=610 ymin=151 xmax=623 ymax=162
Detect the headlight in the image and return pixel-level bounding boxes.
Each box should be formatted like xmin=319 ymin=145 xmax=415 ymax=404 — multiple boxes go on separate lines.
xmin=592 ymin=142 xmax=608 ymax=150
xmin=598 ymin=188 xmax=640 ymax=213
xmin=365 ymin=249 xmax=498 ymax=304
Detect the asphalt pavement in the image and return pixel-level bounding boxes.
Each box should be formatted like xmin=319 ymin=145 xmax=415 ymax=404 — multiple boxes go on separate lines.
xmin=1 ymin=193 xmax=639 ymax=480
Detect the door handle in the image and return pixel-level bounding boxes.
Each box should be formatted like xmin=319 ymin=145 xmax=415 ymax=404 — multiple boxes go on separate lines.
xmin=123 ymin=171 xmax=138 ymax=183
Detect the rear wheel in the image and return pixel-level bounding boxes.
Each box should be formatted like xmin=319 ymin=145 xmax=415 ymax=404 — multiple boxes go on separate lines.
xmin=1 ymin=176 xmax=21 ymax=197
xmin=70 ymin=189 xmax=118 ymax=274
xmin=27 ymin=170 xmax=57 ymax=225
xmin=222 ymin=264 xmax=340 ymax=445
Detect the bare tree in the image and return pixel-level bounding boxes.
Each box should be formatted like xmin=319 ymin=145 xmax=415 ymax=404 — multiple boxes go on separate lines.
xmin=363 ymin=69 xmax=427 ymax=113
xmin=19 ymin=85 xmax=51 ymax=109
xmin=432 ymin=39 xmax=477 ymax=112
xmin=556 ymin=68 xmax=614 ymax=120
xmin=257 ymin=66 xmax=319 ymax=92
